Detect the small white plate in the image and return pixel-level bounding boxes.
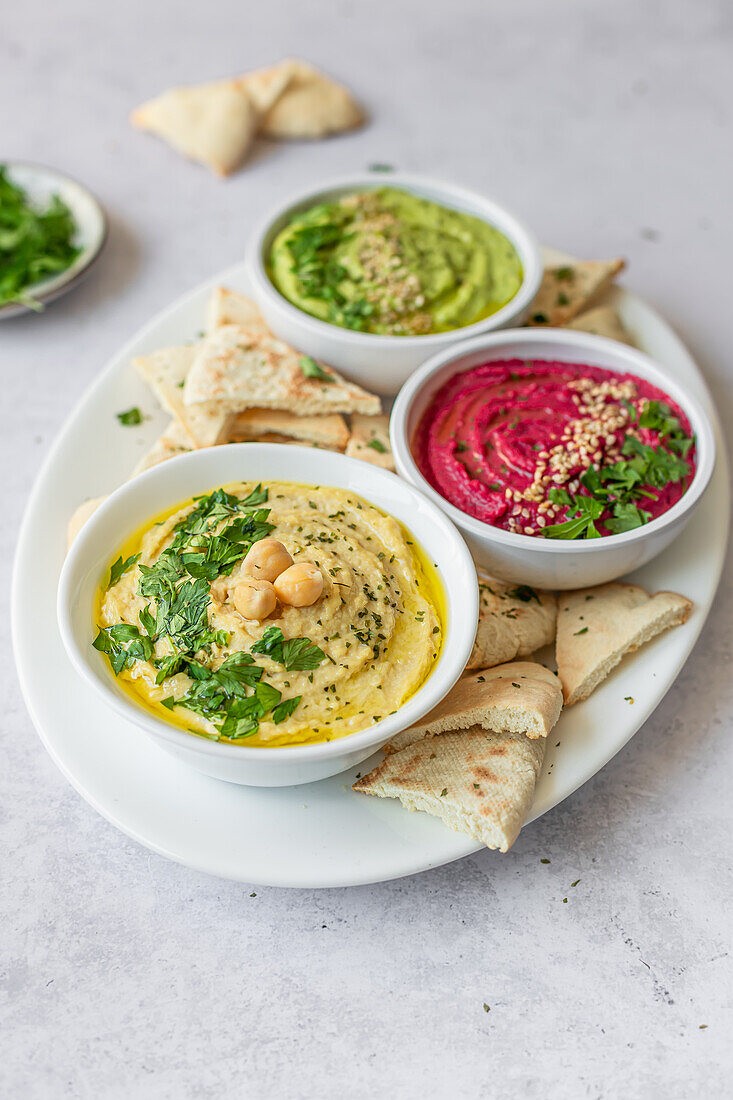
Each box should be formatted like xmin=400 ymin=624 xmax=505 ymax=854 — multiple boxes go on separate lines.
xmin=11 ymin=255 xmax=729 ymax=887
xmin=0 ymin=162 xmax=107 ymax=319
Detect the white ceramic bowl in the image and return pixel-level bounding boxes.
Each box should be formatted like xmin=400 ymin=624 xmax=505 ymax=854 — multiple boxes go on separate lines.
xmin=390 ymin=329 xmax=716 ymax=589
xmin=245 ymin=172 xmax=543 ymax=395
xmin=57 ymin=444 xmax=478 ymax=787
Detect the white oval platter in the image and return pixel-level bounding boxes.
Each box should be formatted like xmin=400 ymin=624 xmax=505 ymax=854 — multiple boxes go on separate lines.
xmin=11 ymin=254 xmax=729 ymax=887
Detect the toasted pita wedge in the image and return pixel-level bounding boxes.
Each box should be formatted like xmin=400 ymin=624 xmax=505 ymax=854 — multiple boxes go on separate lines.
xmin=67 ymin=496 xmax=107 ymax=549
xmin=228 ymin=432 xmax=342 ymax=451
xmin=130 ymin=420 xmax=192 ymax=477
xmin=345 ymin=414 xmax=394 ymax=470
xmin=133 ymin=347 xmax=232 ymax=447
xmin=237 ymin=60 xmax=298 ymax=114
xmin=228 ymin=408 xmax=349 ymax=449
xmin=244 ymin=59 xmax=364 ymax=139
xmin=131 ymin=80 xmax=259 ymax=176
xmin=528 ymin=258 xmax=625 ymax=326
xmin=556 ymin=582 xmax=693 ymax=705
xmin=205 ymin=287 xmax=270 ymax=335
xmin=385 ymin=662 xmax=562 ymax=755
xmin=183 ymin=325 xmax=381 ymax=417
xmin=467 ymin=577 xmax=557 ymax=670
xmin=354 ymin=729 xmax=545 ymax=852
xmin=565 ymin=305 xmax=633 ymax=345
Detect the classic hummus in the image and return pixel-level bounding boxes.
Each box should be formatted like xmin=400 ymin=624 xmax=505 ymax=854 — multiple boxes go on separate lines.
xmin=268 ymin=186 xmax=523 ymax=336
xmin=413 ymin=360 xmax=696 ymax=538
xmin=94 ymin=482 xmax=442 ymax=747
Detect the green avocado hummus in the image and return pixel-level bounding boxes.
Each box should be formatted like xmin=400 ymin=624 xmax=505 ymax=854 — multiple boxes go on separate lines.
xmin=267 ymin=187 xmax=523 ymax=336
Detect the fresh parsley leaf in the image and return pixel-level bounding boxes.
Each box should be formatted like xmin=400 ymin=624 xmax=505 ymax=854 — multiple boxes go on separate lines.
xmin=300 ymin=356 xmax=332 ymax=382
xmin=543 ymin=492 xmax=604 ymax=540
xmin=251 ymin=626 xmax=326 ymax=671
xmin=117 ymin=407 xmax=143 ymax=426
xmin=272 ymin=696 xmax=302 ymax=724
xmin=93 ymin=624 xmax=153 ymax=675
xmin=605 ymin=500 xmax=652 ymax=533
xmin=366 ymin=438 xmax=387 ymax=453
xmin=506 ymin=584 xmax=540 ymax=604
xmin=282 ymin=637 xmax=326 ymax=671
xmin=109 ymin=553 xmax=140 ymax=587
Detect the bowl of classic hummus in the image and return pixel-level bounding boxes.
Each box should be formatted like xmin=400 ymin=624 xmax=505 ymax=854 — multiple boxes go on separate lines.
xmin=391 ymin=329 xmax=715 ymax=589
xmin=245 ymin=174 xmax=542 ymax=394
xmin=58 ymin=444 xmax=478 ymax=787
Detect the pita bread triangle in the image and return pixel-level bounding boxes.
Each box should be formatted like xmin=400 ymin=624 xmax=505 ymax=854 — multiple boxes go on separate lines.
xmin=565 ymin=305 xmax=633 ymax=345
xmin=353 ymin=729 xmax=546 ymax=852
xmin=205 ymin=287 xmax=270 ymax=335
xmin=242 ymin=59 xmax=365 ymax=139
xmin=345 ymin=414 xmax=394 ymax=470
xmin=132 ymin=347 xmax=232 ymax=447
xmin=385 ymin=661 xmax=563 ymax=754
xmin=131 ymin=80 xmax=258 ymax=176
xmin=467 ymin=576 xmax=557 ymax=670
xmin=528 ymin=257 xmax=625 ymax=326
xmin=130 ymin=419 xmax=192 ymax=478
xmin=556 ymin=582 xmax=692 ymax=704
xmin=229 ymin=408 xmax=349 ymax=449
xmin=182 ymin=324 xmax=381 ymax=416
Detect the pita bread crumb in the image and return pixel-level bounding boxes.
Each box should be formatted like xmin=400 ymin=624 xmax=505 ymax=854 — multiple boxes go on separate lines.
xmin=556 ymin=582 xmax=693 ymax=704
xmin=133 ymin=346 xmax=232 ymax=447
xmin=354 ymin=729 xmax=545 ymax=852
xmin=131 ymin=80 xmax=259 ymax=176
xmin=243 ymin=59 xmax=364 ymax=139
xmin=229 ymin=408 xmax=349 ymax=449
xmin=528 ymin=258 xmax=625 ymax=326
xmin=467 ymin=576 xmax=557 ymax=670
xmin=565 ymin=305 xmax=634 ymax=346
xmin=206 ymin=287 xmax=270 ymax=335
xmin=345 ymin=414 xmax=394 ymax=470
xmin=385 ymin=661 xmax=562 ymax=754
xmin=130 ymin=420 xmax=192 ymax=477
xmin=67 ymin=496 xmax=107 ymax=549
xmin=183 ymin=324 xmax=381 ymax=417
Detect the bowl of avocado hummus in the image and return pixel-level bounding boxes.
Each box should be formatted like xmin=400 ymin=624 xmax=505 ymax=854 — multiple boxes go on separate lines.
xmin=58 ymin=444 xmax=478 ymax=786
xmin=246 ymin=174 xmax=542 ymax=394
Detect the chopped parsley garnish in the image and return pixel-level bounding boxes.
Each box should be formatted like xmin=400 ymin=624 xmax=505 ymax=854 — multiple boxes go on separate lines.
xmin=117 ymin=407 xmax=143 ymax=426
xmin=93 ymin=624 xmax=153 ymax=675
xmin=541 ymin=401 xmax=693 ymax=541
xmin=300 ymin=356 xmax=332 ymax=381
xmin=0 ymin=165 xmax=80 ymax=308
xmin=507 ymin=584 xmax=539 ymax=604
xmin=94 ymin=485 xmax=306 ymax=741
xmin=109 ymin=553 xmax=140 ymax=587
xmin=251 ymin=626 xmax=326 ymax=671
xmin=367 ymin=438 xmax=388 ymax=453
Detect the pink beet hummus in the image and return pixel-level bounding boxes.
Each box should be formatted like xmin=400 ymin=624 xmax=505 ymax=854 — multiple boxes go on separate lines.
xmin=413 ymin=359 xmax=696 ymax=538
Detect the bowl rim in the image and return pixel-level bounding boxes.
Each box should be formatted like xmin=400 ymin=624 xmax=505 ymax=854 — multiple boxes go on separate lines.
xmin=245 ymin=170 xmax=543 ymax=348
xmin=390 ymin=327 xmax=716 ymax=554
xmin=57 ymin=444 xmax=479 ymax=763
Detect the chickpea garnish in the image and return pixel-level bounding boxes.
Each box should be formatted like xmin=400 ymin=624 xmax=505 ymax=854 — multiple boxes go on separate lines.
xmin=242 ymin=538 xmax=293 ymax=583
xmin=274 ymin=562 xmax=324 ymax=608
xmin=231 ymin=579 xmax=277 ymax=621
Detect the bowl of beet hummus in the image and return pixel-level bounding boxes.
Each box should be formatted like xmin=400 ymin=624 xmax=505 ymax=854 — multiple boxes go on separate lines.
xmin=391 ymin=330 xmax=715 ymax=588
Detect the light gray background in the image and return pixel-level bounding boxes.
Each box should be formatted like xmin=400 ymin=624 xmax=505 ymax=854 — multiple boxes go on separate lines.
xmin=3 ymin=2 xmax=732 ymax=1097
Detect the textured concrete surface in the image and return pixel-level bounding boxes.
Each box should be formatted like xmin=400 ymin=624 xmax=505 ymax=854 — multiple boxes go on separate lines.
xmin=2 ymin=1 xmax=732 ymax=1097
